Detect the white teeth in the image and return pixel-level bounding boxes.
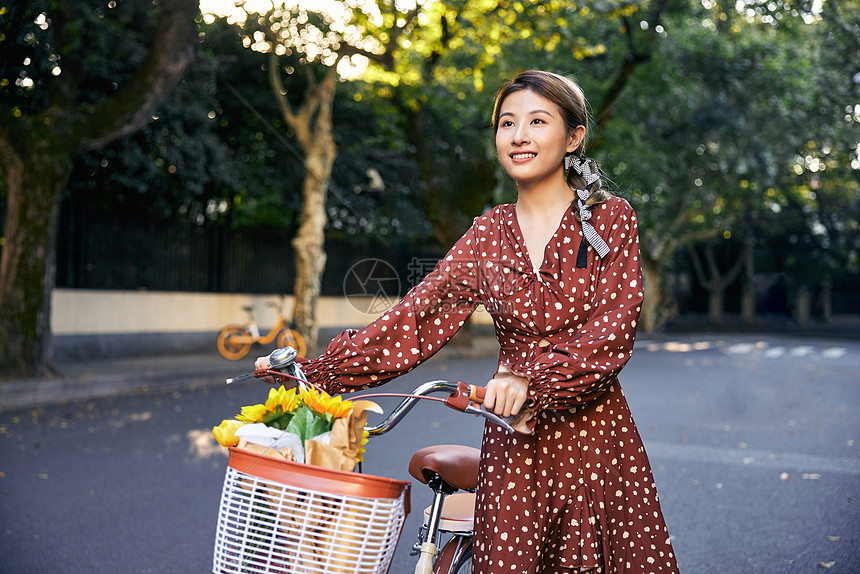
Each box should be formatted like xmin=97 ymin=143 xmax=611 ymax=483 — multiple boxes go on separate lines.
xmin=512 ymin=153 xmax=536 ymax=159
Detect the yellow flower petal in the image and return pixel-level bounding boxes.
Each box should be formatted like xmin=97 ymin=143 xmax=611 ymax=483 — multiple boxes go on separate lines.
xmin=268 ymin=385 xmax=300 ymax=413
xmin=265 ymin=387 xmax=284 ymax=412
xmin=299 ymin=385 xmax=353 ymax=419
xmin=212 ymin=419 xmax=244 ymax=447
xmin=236 ymin=403 xmax=268 ymax=423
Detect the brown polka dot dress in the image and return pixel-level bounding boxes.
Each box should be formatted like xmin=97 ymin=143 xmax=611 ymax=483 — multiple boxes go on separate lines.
xmin=300 ymin=196 xmax=680 ymax=573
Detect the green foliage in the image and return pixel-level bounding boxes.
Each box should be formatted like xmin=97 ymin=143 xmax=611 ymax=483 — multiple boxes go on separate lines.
xmin=327 ymin=80 xmax=434 ymax=241
xmin=68 ymin=53 xmax=238 ymax=221
xmin=62 ymin=16 xmax=307 ymax=228
xmin=0 ymin=0 xmax=157 ymax=115
xmin=10 ymin=0 xmax=854 ymax=319
xmin=284 ymin=405 xmax=332 ymax=441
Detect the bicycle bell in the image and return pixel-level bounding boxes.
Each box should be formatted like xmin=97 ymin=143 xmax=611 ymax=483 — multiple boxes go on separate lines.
xmin=269 ymin=346 xmax=298 ymax=370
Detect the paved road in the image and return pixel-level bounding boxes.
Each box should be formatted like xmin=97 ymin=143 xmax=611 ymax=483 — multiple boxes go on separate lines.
xmin=0 ymin=333 xmax=857 ymax=573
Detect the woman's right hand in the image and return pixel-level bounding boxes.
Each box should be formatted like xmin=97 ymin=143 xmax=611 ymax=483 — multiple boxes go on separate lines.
xmin=484 ymin=363 xmax=529 ymax=418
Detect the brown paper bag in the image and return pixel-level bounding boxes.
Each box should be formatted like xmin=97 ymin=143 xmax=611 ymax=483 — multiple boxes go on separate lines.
xmin=305 ymin=400 xmax=382 ymax=471
xmin=235 ymin=439 xmax=297 ymax=462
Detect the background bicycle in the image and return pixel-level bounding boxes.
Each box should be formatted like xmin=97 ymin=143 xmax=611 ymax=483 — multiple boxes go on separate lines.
xmin=216 ymin=296 xmax=307 ymax=360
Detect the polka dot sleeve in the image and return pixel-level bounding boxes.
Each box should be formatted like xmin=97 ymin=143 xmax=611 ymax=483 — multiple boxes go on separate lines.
xmin=521 ymin=200 xmax=644 ymax=413
xmin=299 ymin=224 xmax=483 ymax=395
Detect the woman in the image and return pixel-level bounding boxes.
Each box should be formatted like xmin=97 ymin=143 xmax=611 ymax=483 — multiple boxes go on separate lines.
xmin=257 ymin=70 xmax=680 ymax=573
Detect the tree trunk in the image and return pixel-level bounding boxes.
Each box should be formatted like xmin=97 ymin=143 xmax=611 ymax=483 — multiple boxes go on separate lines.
xmin=0 ymin=0 xmax=197 ymax=378
xmin=687 ymin=241 xmax=744 ymax=329
xmin=709 ymin=289 xmax=724 ymax=327
xmin=741 ymin=281 xmax=756 ymax=327
xmin=0 ymin=139 xmax=69 ymax=377
xmin=818 ymin=279 xmax=832 ymax=323
xmin=740 ymin=236 xmax=756 ymax=326
xmin=291 ymin=148 xmax=334 ymax=351
xmin=640 ymin=258 xmax=663 ymax=333
xmin=794 ymin=284 xmax=811 ymax=329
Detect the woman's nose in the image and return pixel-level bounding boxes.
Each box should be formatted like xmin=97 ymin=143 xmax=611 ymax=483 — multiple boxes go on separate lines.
xmin=513 ymin=125 xmax=530 ymax=144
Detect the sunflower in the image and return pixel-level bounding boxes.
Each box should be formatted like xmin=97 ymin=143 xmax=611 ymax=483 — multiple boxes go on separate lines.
xmin=265 ymin=385 xmax=301 ymax=414
xmin=236 ymin=403 xmax=268 ymax=423
xmin=298 ymin=385 xmax=354 ymax=419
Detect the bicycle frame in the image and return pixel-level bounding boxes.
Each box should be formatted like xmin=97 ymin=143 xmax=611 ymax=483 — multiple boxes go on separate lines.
xmin=229 ymin=314 xmax=287 ymax=345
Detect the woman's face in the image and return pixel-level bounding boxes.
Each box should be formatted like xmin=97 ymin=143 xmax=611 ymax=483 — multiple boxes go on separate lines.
xmin=495 ymin=89 xmax=583 ymax=190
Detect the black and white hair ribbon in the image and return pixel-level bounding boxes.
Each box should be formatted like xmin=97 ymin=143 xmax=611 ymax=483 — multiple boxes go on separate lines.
xmin=570 ymin=157 xmax=610 ymax=268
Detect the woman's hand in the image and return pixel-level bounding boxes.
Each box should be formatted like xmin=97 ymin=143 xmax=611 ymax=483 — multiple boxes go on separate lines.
xmin=484 ymin=363 xmax=529 ymax=418
xmin=254 ymin=353 xmax=273 ymax=371
xmin=253 ymin=352 xmax=279 ymax=385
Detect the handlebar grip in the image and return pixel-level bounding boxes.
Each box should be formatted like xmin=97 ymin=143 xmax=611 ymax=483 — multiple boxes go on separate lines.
xmin=468 ymin=385 xmax=485 ymax=404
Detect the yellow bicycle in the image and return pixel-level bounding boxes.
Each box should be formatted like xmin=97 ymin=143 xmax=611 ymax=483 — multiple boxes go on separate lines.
xmin=216 ymin=298 xmax=307 ymax=360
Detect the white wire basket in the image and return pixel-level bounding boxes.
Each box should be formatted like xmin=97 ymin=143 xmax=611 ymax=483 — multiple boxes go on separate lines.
xmin=213 ymin=447 xmax=411 ymax=574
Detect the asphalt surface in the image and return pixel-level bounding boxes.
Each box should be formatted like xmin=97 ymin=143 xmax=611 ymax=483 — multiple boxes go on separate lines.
xmin=1 ymin=329 xmax=858 ymax=573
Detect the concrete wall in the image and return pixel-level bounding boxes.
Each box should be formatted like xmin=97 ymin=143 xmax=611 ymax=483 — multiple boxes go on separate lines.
xmin=51 ymin=289 xmax=493 ymax=360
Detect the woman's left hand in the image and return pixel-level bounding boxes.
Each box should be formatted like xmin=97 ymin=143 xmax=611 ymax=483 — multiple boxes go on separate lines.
xmin=484 ymin=364 xmax=529 ymax=418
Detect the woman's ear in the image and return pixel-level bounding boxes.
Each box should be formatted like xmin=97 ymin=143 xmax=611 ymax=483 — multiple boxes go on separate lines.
xmin=567 ymin=125 xmax=586 ymax=154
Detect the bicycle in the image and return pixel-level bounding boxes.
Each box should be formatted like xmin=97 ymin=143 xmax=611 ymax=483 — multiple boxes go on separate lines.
xmin=214 ymin=347 xmax=516 ymax=574
xmin=216 ymin=297 xmax=307 ymax=360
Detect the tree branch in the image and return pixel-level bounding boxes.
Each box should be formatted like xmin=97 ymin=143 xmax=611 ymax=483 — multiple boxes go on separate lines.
xmin=338 ymin=4 xmax=422 ymax=68
xmin=268 ymin=49 xmax=299 ymax=127
xmin=76 ymin=0 xmax=199 ymax=151
xmin=49 ymin=0 xmax=84 ymax=109
xmin=722 ymin=241 xmax=747 ymax=285
xmin=687 ymin=244 xmax=709 ymax=287
xmin=593 ymin=0 xmax=668 ymax=133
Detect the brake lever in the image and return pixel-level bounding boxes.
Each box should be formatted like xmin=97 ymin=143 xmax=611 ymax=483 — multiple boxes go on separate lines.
xmin=225 ymin=346 xmax=307 ymax=386
xmin=464 ymin=404 xmax=517 ymax=434
xmin=225 ymin=369 xmax=269 ymax=385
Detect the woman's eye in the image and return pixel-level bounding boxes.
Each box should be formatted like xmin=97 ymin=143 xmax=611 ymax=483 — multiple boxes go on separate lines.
xmin=501 ymin=120 xmax=514 ymax=127
xmin=532 ymin=118 xmax=546 ymax=125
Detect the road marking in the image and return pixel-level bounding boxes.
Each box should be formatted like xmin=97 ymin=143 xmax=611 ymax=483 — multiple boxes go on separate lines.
xmin=639 ymin=340 xmax=852 ymax=362
xmin=640 ymin=341 xmax=714 ymax=353
xmin=821 ymin=347 xmax=847 ymax=359
xmin=646 ymin=442 xmax=860 ymax=475
xmin=726 ymin=343 xmax=755 ymax=355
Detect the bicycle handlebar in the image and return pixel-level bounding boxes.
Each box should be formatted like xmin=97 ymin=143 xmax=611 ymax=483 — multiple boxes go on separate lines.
xmin=226 ymin=344 xmax=519 ymax=434
xmin=255 ymin=370 xmax=517 ymax=435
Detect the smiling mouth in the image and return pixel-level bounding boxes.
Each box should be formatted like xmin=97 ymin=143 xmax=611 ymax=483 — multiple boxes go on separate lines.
xmin=511 ymin=152 xmax=536 ymax=160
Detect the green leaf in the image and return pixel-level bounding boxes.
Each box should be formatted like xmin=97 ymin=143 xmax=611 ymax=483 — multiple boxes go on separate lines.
xmin=284 ymin=406 xmax=333 ymax=442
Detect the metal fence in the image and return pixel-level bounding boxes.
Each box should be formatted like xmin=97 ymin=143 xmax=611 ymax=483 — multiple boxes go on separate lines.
xmin=54 ymin=202 xmax=445 ymax=297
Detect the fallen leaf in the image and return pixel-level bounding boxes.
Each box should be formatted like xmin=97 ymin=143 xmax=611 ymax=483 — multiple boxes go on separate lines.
xmin=802 ymin=473 xmax=822 ymax=480
xmin=826 ymin=536 xmax=840 ymax=542
xmin=819 ymin=561 xmax=836 ymax=569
